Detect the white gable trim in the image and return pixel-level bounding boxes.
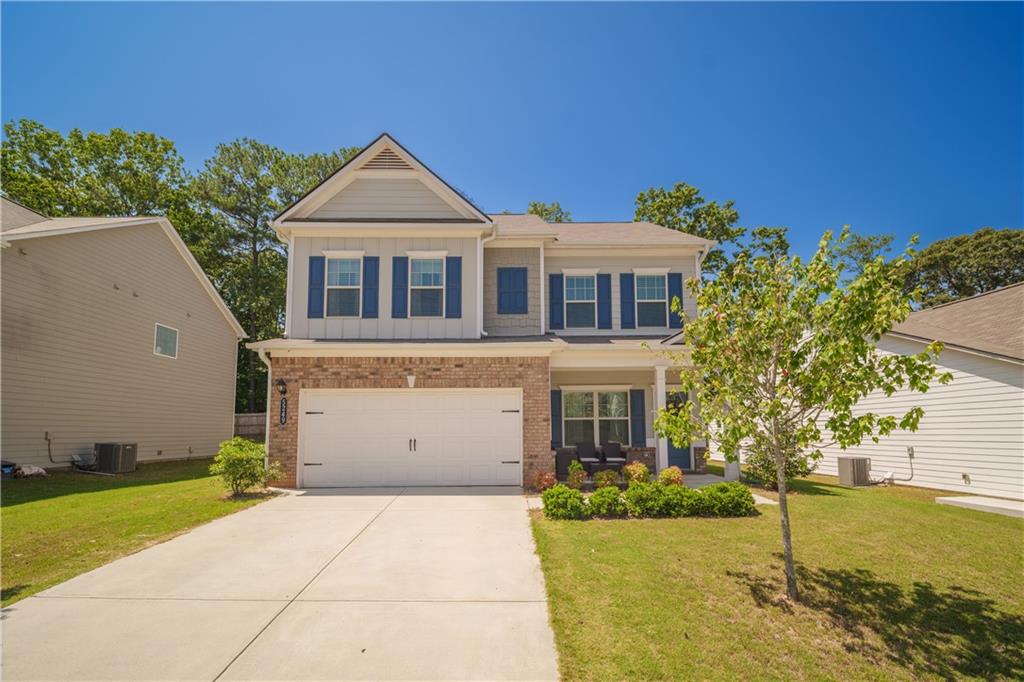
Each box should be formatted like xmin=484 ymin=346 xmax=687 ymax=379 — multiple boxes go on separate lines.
xmin=4 ymin=217 xmax=246 ymax=338
xmin=275 ymin=133 xmax=491 ymax=225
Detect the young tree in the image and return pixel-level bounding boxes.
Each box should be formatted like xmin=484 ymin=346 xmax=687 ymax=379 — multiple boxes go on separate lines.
xmin=901 ymin=227 xmax=1024 ymax=307
xmin=527 ymin=201 xmax=571 ymax=223
xmin=634 ymin=182 xmax=743 ymax=277
xmin=654 ymin=229 xmax=950 ymax=601
xmin=193 ymin=139 xmax=359 ymax=411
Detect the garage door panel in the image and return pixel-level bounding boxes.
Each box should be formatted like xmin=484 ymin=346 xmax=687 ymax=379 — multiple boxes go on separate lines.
xmin=300 ymin=390 xmax=522 ymax=488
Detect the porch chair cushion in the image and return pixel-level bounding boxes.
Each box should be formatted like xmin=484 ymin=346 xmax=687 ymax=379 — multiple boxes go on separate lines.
xmin=603 ymin=441 xmax=626 ymax=464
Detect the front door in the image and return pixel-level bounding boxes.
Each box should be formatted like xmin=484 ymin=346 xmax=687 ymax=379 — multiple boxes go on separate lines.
xmin=666 ymin=391 xmax=692 ymax=470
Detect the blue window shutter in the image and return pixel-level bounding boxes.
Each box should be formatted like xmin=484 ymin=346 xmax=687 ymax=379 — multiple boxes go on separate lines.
xmin=497 ymin=267 xmax=528 ymax=314
xmin=549 ymin=274 xmax=564 ymax=330
xmin=668 ymin=273 xmax=684 ymax=329
xmin=361 ymin=256 xmax=379 ymax=319
xmin=307 ymin=256 xmax=325 ymax=319
xmin=445 ymin=256 xmax=462 ymax=319
xmin=629 ymin=389 xmax=646 ymax=447
xmin=391 ymin=256 xmax=408 ymax=319
xmin=620 ymin=273 xmax=636 ymax=329
xmin=597 ymin=274 xmax=612 ymax=329
xmin=551 ymin=389 xmax=563 ymax=449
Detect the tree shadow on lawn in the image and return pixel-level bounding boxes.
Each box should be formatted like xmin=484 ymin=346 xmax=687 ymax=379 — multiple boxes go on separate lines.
xmin=728 ymin=562 xmax=1024 ymax=679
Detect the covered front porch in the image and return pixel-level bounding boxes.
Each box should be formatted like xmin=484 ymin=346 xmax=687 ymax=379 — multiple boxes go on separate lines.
xmin=548 ymin=338 xmax=706 ymax=479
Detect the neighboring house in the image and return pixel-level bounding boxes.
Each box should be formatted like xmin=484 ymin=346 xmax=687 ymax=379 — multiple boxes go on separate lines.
xmin=813 ymin=283 xmax=1024 ymax=500
xmin=248 ymin=133 xmax=713 ymax=488
xmin=1 ymin=197 xmax=246 ymax=468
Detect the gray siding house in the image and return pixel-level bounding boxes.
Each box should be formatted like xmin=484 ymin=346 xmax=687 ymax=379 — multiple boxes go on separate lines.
xmin=1 ymin=198 xmax=245 ymax=469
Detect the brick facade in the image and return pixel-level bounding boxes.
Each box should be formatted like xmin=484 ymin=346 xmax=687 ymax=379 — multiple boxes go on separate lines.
xmin=267 ymin=355 xmax=552 ymax=489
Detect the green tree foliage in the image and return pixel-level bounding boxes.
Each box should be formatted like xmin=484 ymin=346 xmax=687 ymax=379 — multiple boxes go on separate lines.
xmin=194 ymin=139 xmax=359 ymax=411
xmin=901 ymin=228 xmax=1024 ymax=307
xmin=527 ymin=201 xmax=571 ymax=222
xmin=655 ymin=229 xmax=950 ymax=600
xmin=836 ymin=229 xmax=894 ymax=280
xmin=634 ymin=182 xmax=743 ymax=276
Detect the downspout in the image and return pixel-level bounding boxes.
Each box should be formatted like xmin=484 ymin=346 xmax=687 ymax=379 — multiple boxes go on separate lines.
xmin=539 ymin=244 xmax=546 ymax=334
xmin=478 ymin=229 xmax=497 ymax=336
xmin=256 ymin=348 xmax=272 ymax=469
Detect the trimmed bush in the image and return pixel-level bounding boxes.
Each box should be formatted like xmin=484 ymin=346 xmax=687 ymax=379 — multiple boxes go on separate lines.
xmin=566 ymin=459 xmax=587 ymax=490
xmin=623 ymin=461 xmax=650 ymax=485
xmin=660 ymin=484 xmax=703 ymax=517
xmin=701 ymin=482 xmax=757 ymax=517
xmin=587 ymin=485 xmax=628 ymax=518
xmin=593 ymin=469 xmax=620 ymax=489
xmin=622 ymin=481 xmax=666 ymax=518
xmin=209 ymin=437 xmax=282 ymax=496
xmin=542 ymin=484 xmax=589 ymax=520
xmin=745 ymin=448 xmax=817 ymax=490
xmin=534 ymin=471 xmax=557 ymax=491
xmin=658 ymin=465 xmax=684 ymax=486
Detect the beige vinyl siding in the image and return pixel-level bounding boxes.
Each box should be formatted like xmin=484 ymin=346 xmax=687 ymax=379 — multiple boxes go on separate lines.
xmin=1 ymin=224 xmax=238 ymax=468
xmin=309 ymin=178 xmax=464 ymax=220
xmin=289 ymin=236 xmax=479 ymax=339
xmin=544 ymin=253 xmax=698 ymax=336
xmin=483 ymin=247 xmax=542 ymax=336
xmin=814 ymin=337 xmax=1024 ymax=500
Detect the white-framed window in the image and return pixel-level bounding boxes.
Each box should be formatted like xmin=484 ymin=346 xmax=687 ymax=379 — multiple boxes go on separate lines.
xmin=410 ymin=257 xmax=445 ymax=317
xmin=564 ymin=274 xmax=597 ymax=328
xmin=563 ymin=390 xmax=630 ymax=446
xmin=635 ymin=273 xmax=668 ymax=327
xmin=154 ymin=323 xmax=178 ymax=359
xmin=326 ymin=256 xmax=362 ymax=317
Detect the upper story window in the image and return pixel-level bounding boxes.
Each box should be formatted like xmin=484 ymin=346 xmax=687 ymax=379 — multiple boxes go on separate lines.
xmin=410 ymin=257 xmax=444 ymax=317
xmin=635 ymin=273 xmax=668 ymax=327
xmin=154 ymin=324 xmax=178 ymax=359
xmin=326 ymin=257 xmax=362 ymax=317
xmin=565 ymin=274 xmax=596 ymax=328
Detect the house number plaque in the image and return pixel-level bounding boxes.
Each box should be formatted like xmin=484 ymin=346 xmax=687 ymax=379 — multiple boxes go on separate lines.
xmin=279 ymin=397 xmax=288 ymax=425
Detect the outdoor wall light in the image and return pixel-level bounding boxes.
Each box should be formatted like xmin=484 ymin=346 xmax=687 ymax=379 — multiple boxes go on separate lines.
xmin=406 ymin=374 xmax=416 ymax=388
xmin=275 ymin=378 xmax=287 ymax=396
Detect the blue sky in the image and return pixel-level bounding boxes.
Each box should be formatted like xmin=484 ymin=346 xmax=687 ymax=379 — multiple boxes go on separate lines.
xmin=3 ymin=2 xmax=1021 ymax=257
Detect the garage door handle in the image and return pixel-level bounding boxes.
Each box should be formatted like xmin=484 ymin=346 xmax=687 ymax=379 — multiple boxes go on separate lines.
xmin=502 ymin=460 xmax=520 ymax=464
xmin=502 ymin=409 xmax=520 ymax=413
xmin=413 ymin=438 xmax=417 ymax=451
xmin=304 ymin=462 xmax=323 ymax=466
xmin=306 ymin=411 xmax=324 ymax=415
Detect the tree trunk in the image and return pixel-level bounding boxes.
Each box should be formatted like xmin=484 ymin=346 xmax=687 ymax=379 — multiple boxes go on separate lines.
xmin=775 ymin=453 xmax=799 ymax=601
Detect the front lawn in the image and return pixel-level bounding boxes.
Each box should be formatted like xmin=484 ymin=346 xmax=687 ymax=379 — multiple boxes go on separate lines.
xmin=2 ymin=459 xmax=270 ymax=606
xmin=531 ymin=475 xmax=1024 ymax=680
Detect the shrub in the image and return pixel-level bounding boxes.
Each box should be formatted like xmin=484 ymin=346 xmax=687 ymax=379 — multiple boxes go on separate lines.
xmin=658 ymin=465 xmax=684 ymax=486
xmin=622 ymin=482 xmax=666 ymax=518
xmin=541 ymin=484 xmax=589 ymax=520
xmin=566 ymin=459 xmax=587 ymax=490
xmin=623 ymin=461 xmax=650 ymax=486
xmin=534 ymin=471 xmax=557 ymax=491
xmin=744 ymin=448 xmax=817 ymax=490
xmin=660 ymin=484 xmax=702 ymax=517
xmin=700 ymin=482 xmax=757 ymax=517
xmin=593 ymin=469 xmax=620 ymax=489
xmin=587 ymin=485 xmax=628 ymax=518
xmin=209 ymin=437 xmax=282 ymax=496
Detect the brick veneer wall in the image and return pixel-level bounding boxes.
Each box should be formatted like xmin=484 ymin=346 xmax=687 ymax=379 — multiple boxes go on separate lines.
xmin=692 ymin=446 xmax=708 ymax=474
xmin=267 ymin=355 xmax=552 ymax=488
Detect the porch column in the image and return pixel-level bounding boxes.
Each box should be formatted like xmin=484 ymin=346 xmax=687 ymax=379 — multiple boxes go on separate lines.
xmin=654 ymin=364 xmax=668 ymax=471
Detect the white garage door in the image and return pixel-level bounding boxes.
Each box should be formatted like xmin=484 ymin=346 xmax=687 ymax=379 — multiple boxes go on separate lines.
xmin=300 ymin=389 xmax=523 ymax=487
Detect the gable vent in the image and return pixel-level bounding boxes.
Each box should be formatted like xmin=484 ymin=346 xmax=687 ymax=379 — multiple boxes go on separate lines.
xmin=361 ymin=148 xmax=413 ymax=170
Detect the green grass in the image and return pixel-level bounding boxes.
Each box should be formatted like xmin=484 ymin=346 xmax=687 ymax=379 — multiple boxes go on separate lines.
xmin=531 ymin=474 xmax=1024 ymax=681
xmin=2 ymin=459 xmax=270 ymax=606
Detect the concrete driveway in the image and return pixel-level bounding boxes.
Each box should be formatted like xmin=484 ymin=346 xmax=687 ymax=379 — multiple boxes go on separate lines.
xmin=1 ymin=488 xmax=559 ymax=681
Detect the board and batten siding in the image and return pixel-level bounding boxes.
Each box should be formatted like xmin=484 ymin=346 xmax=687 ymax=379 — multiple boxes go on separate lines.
xmin=308 ymin=178 xmax=464 ymax=220
xmin=289 ymin=236 xmax=479 ymax=339
xmin=814 ymin=337 xmax=1023 ymax=500
xmin=544 ymin=254 xmax=697 ymax=336
xmin=1 ymin=224 xmax=239 ymax=468
xmin=483 ymin=247 xmax=542 ymax=336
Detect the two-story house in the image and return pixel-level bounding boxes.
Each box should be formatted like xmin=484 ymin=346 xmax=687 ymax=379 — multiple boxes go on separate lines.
xmin=249 ymin=134 xmax=713 ymax=489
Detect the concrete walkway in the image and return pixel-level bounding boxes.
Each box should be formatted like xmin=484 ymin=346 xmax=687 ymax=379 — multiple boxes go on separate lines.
xmin=1 ymin=488 xmax=559 ymax=681
xmin=936 ymin=495 xmax=1024 ymax=519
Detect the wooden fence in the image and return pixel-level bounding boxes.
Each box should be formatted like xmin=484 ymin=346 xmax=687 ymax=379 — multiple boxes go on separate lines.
xmin=234 ymin=413 xmax=266 ymax=442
